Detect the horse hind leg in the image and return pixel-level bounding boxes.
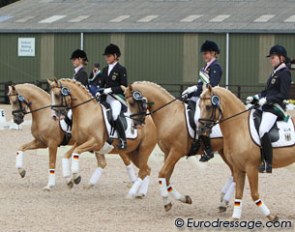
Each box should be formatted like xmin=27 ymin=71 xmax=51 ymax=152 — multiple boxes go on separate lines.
xmin=17 ymin=139 xmax=46 ymax=178
xmin=119 ymin=153 xmax=137 ymax=184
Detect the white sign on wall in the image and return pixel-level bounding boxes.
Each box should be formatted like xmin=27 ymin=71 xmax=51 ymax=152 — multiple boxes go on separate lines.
xmin=18 ymin=38 xmax=35 ymax=57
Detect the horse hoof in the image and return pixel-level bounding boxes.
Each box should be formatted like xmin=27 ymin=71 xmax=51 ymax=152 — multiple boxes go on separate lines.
xmin=84 ymin=184 xmax=94 ymax=190
xmin=135 ymin=194 xmax=146 ymax=199
xmin=73 ymin=176 xmax=81 ymax=185
xmin=126 ymin=194 xmax=135 ymax=199
xmin=67 ymin=181 xmax=74 ymax=189
xmin=43 ymin=185 xmax=51 ymax=192
xmin=18 ymin=169 xmax=26 ymax=178
xmin=218 ymin=206 xmax=227 ymax=213
xmin=164 ymin=202 xmax=173 ymax=212
xmin=267 ymin=215 xmax=279 ymax=222
xmin=185 ymin=195 xmax=192 ymax=204
xmin=227 ymin=217 xmax=239 ymax=221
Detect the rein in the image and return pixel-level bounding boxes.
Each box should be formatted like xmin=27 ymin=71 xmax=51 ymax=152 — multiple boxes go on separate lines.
xmin=218 ymin=105 xmax=255 ymax=124
xmin=129 ymin=96 xmax=181 ymax=118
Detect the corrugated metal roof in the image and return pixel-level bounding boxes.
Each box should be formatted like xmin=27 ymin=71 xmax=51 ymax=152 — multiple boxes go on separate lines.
xmin=0 ymin=0 xmax=294 ymax=33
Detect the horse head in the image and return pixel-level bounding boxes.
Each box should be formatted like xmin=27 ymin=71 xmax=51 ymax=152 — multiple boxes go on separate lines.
xmin=198 ymin=85 xmax=223 ymax=136
xmin=48 ymin=79 xmax=72 ymax=119
xmin=7 ymin=85 xmax=31 ymax=125
xmin=124 ymin=84 xmax=149 ymax=129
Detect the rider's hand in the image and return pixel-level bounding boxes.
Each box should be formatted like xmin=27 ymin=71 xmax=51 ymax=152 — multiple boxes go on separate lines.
xmin=103 ymin=88 xmax=112 ymax=95
xmin=258 ymin=97 xmax=267 ymax=106
xmin=246 ymin=94 xmax=259 ymax=104
xmin=182 ymin=86 xmax=198 ymax=97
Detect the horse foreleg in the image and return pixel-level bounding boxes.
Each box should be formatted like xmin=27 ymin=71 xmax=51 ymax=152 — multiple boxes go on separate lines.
xmin=17 ymin=139 xmax=46 ymax=178
xmin=62 ymin=145 xmax=77 ymax=189
xmin=43 ymin=145 xmax=58 ymax=191
xmin=119 ymin=153 xmax=137 ymax=183
xmin=246 ymin=167 xmax=278 ymax=222
xmin=85 ymin=152 xmax=106 ymax=189
xmin=158 ymin=150 xmax=188 ymax=212
xmin=230 ymin=169 xmax=246 ymax=220
xmin=72 ymin=139 xmax=102 ymax=185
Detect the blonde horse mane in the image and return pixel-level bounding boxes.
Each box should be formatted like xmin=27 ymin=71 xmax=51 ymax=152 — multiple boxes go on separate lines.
xmin=211 ymin=86 xmax=246 ymax=108
xmin=14 ymin=83 xmax=49 ymax=97
xmin=132 ymin=81 xmax=175 ymax=99
xmin=59 ymin=78 xmax=93 ymax=99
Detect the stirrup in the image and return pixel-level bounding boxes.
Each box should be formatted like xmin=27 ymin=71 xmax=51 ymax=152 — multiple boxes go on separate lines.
xmin=199 ymin=150 xmax=214 ymax=162
xmin=258 ymin=162 xmax=266 ymax=173
xmin=117 ymin=139 xmax=127 ymax=150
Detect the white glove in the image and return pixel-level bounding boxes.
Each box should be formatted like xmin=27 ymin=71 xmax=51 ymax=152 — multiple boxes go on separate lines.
xmin=246 ymin=96 xmax=254 ymax=104
xmin=103 ymin=88 xmax=112 ymax=95
xmin=182 ymin=85 xmax=198 ymax=97
xmin=259 ymin=97 xmax=267 ymax=106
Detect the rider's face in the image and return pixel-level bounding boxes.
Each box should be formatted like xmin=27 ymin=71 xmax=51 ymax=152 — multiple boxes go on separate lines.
xmin=71 ymin=58 xmax=83 ymax=67
xmin=105 ymin=54 xmax=117 ymax=64
xmin=202 ymin=51 xmax=215 ymax=63
xmin=269 ymin=55 xmax=281 ymax=68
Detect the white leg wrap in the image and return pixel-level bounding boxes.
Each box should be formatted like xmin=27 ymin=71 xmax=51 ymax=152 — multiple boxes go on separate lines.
xmin=167 ymin=185 xmax=185 ymax=202
xmin=62 ymin=158 xmax=71 ymax=178
xmin=16 ymin=151 xmax=24 ymax=168
xmin=224 ymin=182 xmax=236 ymax=202
xmin=89 ymin=167 xmax=103 ymax=185
xmin=48 ymin=169 xmax=56 ymax=187
xmin=255 ymin=199 xmax=270 ymax=216
xmin=221 ymin=176 xmax=234 ymax=194
xmin=232 ymin=199 xmax=243 ymax=219
xmin=159 ymin=178 xmax=169 ymax=198
xmin=126 ymin=164 xmax=137 ymax=183
xmin=128 ymin=177 xmax=142 ymax=197
xmin=71 ymin=153 xmax=80 ymax=174
xmin=137 ymin=176 xmax=150 ymax=197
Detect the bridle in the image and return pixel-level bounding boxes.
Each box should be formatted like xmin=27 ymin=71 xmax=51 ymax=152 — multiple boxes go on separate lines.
xmin=50 ymin=84 xmax=72 ymax=116
xmin=125 ymin=91 xmax=149 ymax=124
xmin=50 ymin=82 xmax=97 ymax=116
xmin=11 ymin=94 xmax=32 ymax=117
xmin=198 ymin=94 xmax=223 ymax=134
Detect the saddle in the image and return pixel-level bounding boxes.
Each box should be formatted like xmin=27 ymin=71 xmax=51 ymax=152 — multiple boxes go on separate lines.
xmin=100 ymin=101 xmax=127 ymax=132
xmin=253 ymin=109 xmax=279 ymax=142
xmin=186 ymin=99 xmax=197 ymax=130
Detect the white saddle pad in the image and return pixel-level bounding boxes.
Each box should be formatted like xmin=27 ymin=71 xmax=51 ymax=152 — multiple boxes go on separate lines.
xmin=249 ymin=109 xmax=295 ymax=147
xmin=184 ymin=100 xmax=222 ymax=139
xmin=101 ymin=105 xmax=137 ymax=139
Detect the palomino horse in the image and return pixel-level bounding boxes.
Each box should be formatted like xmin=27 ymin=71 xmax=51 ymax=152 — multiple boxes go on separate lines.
xmin=49 ymin=79 xmax=157 ymax=198
xmin=198 ymin=85 xmax=295 ymax=221
xmin=7 ymin=84 xmax=136 ymax=190
xmin=123 ymin=81 xmax=234 ymax=211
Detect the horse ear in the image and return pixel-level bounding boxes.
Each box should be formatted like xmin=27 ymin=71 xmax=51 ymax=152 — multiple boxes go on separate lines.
xmin=121 ymin=85 xmax=127 ymax=93
xmin=47 ymin=79 xmax=53 ymax=85
xmin=207 ymin=84 xmax=213 ymax=93
xmin=54 ymin=78 xmax=58 ymax=84
xmin=128 ymin=84 xmax=133 ymax=92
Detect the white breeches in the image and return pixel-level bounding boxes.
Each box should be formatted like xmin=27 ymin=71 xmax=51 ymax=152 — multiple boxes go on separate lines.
xmin=106 ymin=95 xmax=121 ymax=121
xmin=259 ymin=112 xmax=277 ymax=138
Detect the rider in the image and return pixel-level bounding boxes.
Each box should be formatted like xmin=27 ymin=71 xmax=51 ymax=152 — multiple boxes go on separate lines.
xmin=100 ymin=43 xmax=128 ymax=150
xmin=70 ymin=49 xmax=89 ymax=87
xmin=247 ymin=45 xmax=291 ymax=173
xmin=182 ymin=40 xmax=223 ymax=162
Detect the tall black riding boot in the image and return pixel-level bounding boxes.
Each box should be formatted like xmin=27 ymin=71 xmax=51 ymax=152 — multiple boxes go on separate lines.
xmin=114 ymin=118 xmax=127 ymax=150
xmin=258 ymin=133 xmax=272 ymax=173
xmin=199 ymin=135 xmax=214 ymax=162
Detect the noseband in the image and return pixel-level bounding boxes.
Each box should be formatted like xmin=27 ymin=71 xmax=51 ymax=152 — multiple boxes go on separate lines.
xmin=11 ymin=94 xmax=31 ymax=116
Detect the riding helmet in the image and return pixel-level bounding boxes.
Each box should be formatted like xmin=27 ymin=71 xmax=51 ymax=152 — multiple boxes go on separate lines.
xmin=200 ymin=40 xmax=220 ymax=54
xmin=266 ymin=45 xmax=287 ymax=58
xmin=70 ymin=49 xmax=88 ymax=61
xmin=103 ymin=43 xmax=121 ymax=57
